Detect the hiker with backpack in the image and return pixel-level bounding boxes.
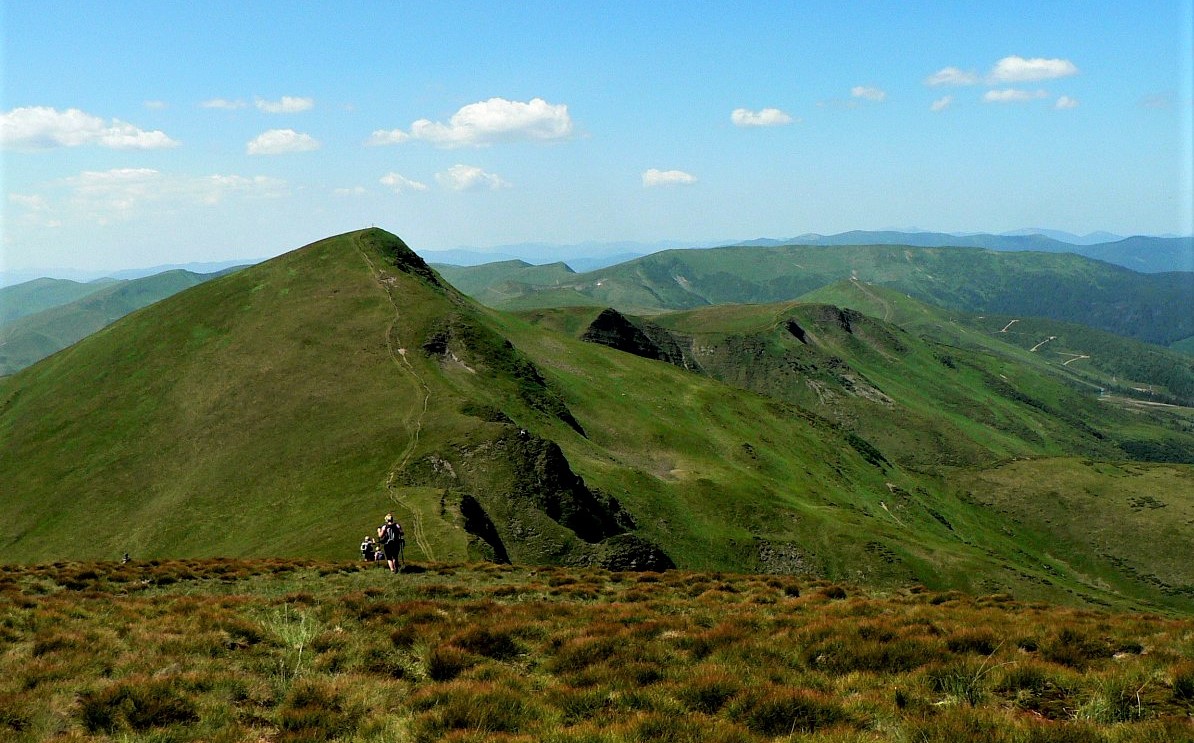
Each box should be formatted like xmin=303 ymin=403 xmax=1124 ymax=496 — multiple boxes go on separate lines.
xmin=360 ymin=535 xmax=378 ymax=563
xmin=377 ymin=513 xmax=405 ymax=573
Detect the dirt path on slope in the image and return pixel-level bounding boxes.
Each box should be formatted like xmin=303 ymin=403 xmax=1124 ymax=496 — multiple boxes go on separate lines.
xmin=354 ymin=235 xmax=435 ymax=561
xmin=849 ymin=278 xmax=892 ymax=322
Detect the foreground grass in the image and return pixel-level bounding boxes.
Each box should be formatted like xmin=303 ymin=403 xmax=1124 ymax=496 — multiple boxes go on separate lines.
xmin=1 ymin=559 xmax=1192 ymax=742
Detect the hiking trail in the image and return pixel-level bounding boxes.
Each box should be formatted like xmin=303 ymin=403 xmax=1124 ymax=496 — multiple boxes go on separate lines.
xmin=355 ymin=234 xmax=435 ymax=561
xmin=849 ymin=278 xmax=892 ymax=322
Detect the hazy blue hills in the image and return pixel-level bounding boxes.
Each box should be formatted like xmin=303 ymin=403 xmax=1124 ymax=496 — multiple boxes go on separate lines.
xmin=0 ymin=269 xmax=235 ymax=376
xmin=438 ymin=243 xmax=1194 ymax=351
xmin=744 ymin=231 xmax=1192 ymax=273
xmin=0 ymin=277 xmax=118 ymax=325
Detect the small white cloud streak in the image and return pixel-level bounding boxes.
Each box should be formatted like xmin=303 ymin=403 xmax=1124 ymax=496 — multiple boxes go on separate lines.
xmin=366 ymin=128 xmax=411 ymax=146
xmin=851 ymin=86 xmax=887 ymax=102
xmin=988 ymin=56 xmax=1078 ymax=83
xmin=642 ymin=169 xmax=696 ymax=187
xmin=436 ymin=164 xmax=509 ymax=191
xmin=37 ymin=168 xmax=287 ymax=225
xmin=255 ymin=96 xmax=315 ymax=113
xmin=0 ymin=106 xmax=179 ymax=150
xmin=201 ymin=98 xmax=247 ymax=110
xmin=333 ymin=186 xmax=367 ymax=196
xmin=1054 ymin=95 xmax=1079 ymax=110
xmin=9 ymin=193 xmax=50 ymax=211
xmin=983 ymin=88 xmax=1050 ymax=103
xmin=144 ymin=100 xmax=168 ymax=110
xmin=381 ymin=97 xmax=572 ymax=148
xmin=930 ymin=95 xmax=954 ymax=112
xmin=731 ymin=107 xmax=795 ymax=127
xmin=246 ymin=129 xmax=321 ymax=155
xmin=925 ymin=67 xmax=980 ymax=86
xmin=379 ymin=172 xmax=429 ymax=193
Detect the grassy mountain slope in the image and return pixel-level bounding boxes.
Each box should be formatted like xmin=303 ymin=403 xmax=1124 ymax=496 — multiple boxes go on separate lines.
xmin=3 ymin=229 xmax=1191 ymax=611
xmin=443 ymin=244 xmax=1194 ymax=348
xmin=0 ymin=269 xmax=226 ymax=376
xmin=801 ymin=280 xmax=1194 ymax=407
xmin=0 ymin=276 xmax=118 ymax=326
xmin=0 ymin=230 xmax=974 ymax=592
xmin=520 ymin=294 xmax=1194 ymax=605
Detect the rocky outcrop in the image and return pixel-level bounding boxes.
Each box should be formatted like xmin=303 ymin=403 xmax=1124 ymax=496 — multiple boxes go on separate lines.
xmin=401 ymin=424 xmax=672 ymax=570
xmin=581 ymin=308 xmax=699 ymax=371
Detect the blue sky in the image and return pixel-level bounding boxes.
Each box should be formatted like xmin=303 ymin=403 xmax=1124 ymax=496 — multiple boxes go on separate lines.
xmin=2 ymin=1 xmax=1192 ymax=273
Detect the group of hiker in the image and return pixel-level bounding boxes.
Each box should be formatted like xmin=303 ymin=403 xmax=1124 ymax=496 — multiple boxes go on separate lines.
xmin=361 ymin=512 xmax=405 ymax=573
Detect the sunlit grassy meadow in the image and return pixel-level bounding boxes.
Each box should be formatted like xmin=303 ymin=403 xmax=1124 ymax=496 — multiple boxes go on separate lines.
xmin=2 ymin=558 xmax=1191 ymax=742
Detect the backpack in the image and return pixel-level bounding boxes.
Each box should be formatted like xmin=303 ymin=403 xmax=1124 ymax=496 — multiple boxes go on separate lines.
xmin=382 ymin=522 xmax=402 ymax=545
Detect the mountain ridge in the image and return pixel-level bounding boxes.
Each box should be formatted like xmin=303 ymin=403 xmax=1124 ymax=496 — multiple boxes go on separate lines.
xmin=3 ymin=228 xmax=1192 ymax=612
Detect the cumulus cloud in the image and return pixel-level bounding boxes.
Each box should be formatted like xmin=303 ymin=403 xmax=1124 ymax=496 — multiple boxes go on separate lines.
xmin=379 ymin=97 xmax=573 ymax=148
xmin=69 ymin=168 xmax=287 ymax=222
xmin=246 ymin=129 xmax=321 ymax=155
xmin=379 ymin=172 xmax=429 ymax=193
xmin=930 ymin=95 xmax=954 ymax=112
xmin=642 ymin=169 xmax=696 ymax=187
xmin=851 ymin=86 xmax=887 ymax=102
xmin=731 ymin=107 xmax=795 ymax=127
xmin=8 ymin=193 xmax=60 ymax=228
xmin=1054 ymin=96 xmax=1079 ymax=110
xmin=255 ymin=96 xmax=314 ymax=113
xmin=0 ymin=106 xmax=179 ymax=150
xmin=9 ymin=192 xmax=50 ymax=211
xmin=436 ymin=164 xmax=509 ymax=191
xmin=201 ymin=98 xmax=247 ymax=110
xmin=925 ymin=67 xmax=980 ymax=86
xmin=365 ymin=128 xmax=411 ymax=146
xmin=983 ymin=88 xmax=1050 ymax=103
xmin=988 ymin=56 xmax=1078 ymax=83
xmin=12 ymin=169 xmax=288 ymax=229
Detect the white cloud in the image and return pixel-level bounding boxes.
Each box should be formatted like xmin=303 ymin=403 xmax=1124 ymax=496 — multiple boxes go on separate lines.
xmin=365 ymin=128 xmax=411 ymax=146
xmin=988 ymin=56 xmax=1078 ymax=83
xmin=1054 ymin=95 xmax=1079 ymax=110
xmin=642 ymin=169 xmax=696 ymax=187
xmin=850 ymin=86 xmax=887 ymax=102
xmin=8 ymin=193 xmax=60 ymax=228
xmin=144 ymin=100 xmax=169 ymax=110
xmin=436 ymin=164 xmax=509 ymax=191
xmin=255 ymin=96 xmax=315 ymax=113
xmin=9 ymin=193 xmax=50 ymax=211
xmin=731 ymin=107 xmax=795 ymax=127
xmin=395 ymin=97 xmax=572 ymax=147
xmin=201 ymin=98 xmax=247 ymax=110
xmin=10 ymin=169 xmax=288 ymax=230
xmin=333 ymin=186 xmax=367 ymax=196
xmin=59 ymin=168 xmax=286 ymax=222
xmin=246 ymin=128 xmax=321 ymax=155
xmin=0 ymin=106 xmax=180 ymax=150
xmin=983 ymin=88 xmax=1050 ymax=103
xmin=379 ymin=172 xmax=429 ymax=193
xmin=930 ymin=95 xmax=954 ymax=112
xmin=925 ymin=67 xmax=980 ymax=86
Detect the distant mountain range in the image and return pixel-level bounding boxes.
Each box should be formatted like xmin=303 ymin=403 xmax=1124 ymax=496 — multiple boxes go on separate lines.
xmin=420 ymin=230 xmax=1191 ymax=274
xmin=737 ymin=231 xmax=1193 ymax=274
xmin=434 ymin=242 xmax=1194 ymax=351
xmin=0 ymin=269 xmax=236 ymax=375
xmin=4 ymin=230 xmax=1189 ymax=287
